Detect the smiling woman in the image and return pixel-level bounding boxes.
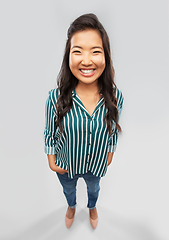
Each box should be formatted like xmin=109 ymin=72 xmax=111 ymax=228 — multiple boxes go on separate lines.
xmin=44 ymin=13 xmax=124 ymax=229
xmin=69 ymin=29 xmax=105 ymax=83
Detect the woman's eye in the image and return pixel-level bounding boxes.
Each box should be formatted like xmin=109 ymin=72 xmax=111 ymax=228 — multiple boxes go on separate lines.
xmin=93 ymin=51 xmax=101 ymax=54
xmin=72 ymin=50 xmax=81 ymax=53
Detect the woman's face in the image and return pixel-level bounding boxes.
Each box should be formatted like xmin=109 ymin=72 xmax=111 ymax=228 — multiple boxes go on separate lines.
xmin=69 ymin=29 xmax=106 ymax=86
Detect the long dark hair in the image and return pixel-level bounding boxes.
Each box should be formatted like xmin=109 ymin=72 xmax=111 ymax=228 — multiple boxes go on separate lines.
xmin=56 ymin=13 xmax=121 ymax=134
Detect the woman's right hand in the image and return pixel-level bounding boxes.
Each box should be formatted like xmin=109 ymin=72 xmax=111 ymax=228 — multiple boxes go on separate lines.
xmin=55 ymin=165 xmax=68 ymax=174
xmin=47 ymin=154 xmax=68 ymax=174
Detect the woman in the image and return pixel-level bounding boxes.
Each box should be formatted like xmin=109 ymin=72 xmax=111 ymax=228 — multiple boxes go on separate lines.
xmin=44 ymin=13 xmax=124 ymax=229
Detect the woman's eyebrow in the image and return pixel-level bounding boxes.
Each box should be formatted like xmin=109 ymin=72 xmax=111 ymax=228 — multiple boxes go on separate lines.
xmin=91 ymin=46 xmax=103 ymax=50
xmin=71 ymin=46 xmax=103 ymax=50
xmin=71 ymin=46 xmax=82 ymax=50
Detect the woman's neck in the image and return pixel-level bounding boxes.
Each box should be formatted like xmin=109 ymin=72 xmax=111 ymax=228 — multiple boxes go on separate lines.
xmin=75 ymin=81 xmax=100 ymax=96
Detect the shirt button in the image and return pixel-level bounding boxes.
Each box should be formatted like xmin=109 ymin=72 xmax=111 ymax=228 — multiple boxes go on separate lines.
xmin=88 ymin=143 xmax=91 ymax=145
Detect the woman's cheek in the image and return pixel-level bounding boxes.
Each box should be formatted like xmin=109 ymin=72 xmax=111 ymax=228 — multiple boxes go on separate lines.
xmin=69 ymin=55 xmax=80 ymax=68
xmin=93 ymin=55 xmax=105 ymax=67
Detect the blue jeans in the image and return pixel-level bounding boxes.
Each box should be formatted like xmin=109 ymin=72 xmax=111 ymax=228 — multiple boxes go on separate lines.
xmin=56 ymin=171 xmax=101 ymax=210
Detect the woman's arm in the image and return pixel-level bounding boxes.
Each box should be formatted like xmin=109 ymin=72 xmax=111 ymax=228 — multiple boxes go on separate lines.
xmin=47 ymin=154 xmax=68 ymax=174
xmin=108 ymin=152 xmax=114 ymax=166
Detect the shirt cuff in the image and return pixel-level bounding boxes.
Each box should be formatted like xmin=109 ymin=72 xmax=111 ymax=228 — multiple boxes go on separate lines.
xmin=44 ymin=146 xmax=56 ymax=155
xmin=108 ymin=143 xmax=117 ymax=153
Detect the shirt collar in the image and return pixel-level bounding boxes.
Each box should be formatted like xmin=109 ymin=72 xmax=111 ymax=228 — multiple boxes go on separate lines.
xmin=72 ymin=88 xmax=103 ymax=98
xmin=72 ymin=89 xmax=76 ymax=97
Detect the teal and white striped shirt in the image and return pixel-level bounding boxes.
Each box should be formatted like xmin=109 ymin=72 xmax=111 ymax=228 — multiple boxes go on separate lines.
xmin=44 ymin=88 xmax=124 ymax=178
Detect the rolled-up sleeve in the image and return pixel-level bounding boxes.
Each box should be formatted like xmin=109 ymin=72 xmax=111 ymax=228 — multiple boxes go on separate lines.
xmin=108 ymin=89 xmax=124 ymax=153
xmin=44 ymin=90 xmax=58 ymax=155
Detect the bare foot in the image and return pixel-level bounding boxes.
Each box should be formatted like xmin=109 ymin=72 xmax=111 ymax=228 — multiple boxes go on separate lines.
xmin=89 ymin=207 xmax=98 ymax=220
xmin=66 ymin=206 xmax=76 ymax=219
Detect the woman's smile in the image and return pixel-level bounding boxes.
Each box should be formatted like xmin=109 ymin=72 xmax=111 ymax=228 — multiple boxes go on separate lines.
xmin=79 ymin=68 xmax=96 ymax=77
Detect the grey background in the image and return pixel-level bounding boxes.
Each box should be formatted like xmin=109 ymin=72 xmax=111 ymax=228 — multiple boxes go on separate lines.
xmin=0 ymin=0 xmax=169 ymax=239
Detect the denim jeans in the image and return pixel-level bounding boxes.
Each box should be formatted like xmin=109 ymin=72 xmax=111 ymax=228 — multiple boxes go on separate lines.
xmin=56 ymin=171 xmax=101 ymax=210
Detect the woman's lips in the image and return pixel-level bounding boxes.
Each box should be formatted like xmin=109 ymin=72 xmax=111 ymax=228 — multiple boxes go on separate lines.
xmin=79 ymin=69 xmax=96 ymax=77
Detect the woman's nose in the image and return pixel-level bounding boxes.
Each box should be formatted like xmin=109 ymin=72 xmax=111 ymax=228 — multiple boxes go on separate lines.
xmin=81 ymin=53 xmax=92 ymax=65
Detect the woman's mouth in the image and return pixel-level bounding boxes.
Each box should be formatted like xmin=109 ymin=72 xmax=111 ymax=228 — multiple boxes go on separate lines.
xmin=79 ymin=69 xmax=96 ymax=77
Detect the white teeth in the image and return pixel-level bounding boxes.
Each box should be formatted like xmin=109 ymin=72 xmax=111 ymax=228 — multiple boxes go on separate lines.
xmin=80 ymin=69 xmax=94 ymax=74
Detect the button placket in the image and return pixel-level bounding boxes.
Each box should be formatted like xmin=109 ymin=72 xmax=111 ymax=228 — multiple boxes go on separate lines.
xmin=87 ymin=118 xmax=93 ymax=164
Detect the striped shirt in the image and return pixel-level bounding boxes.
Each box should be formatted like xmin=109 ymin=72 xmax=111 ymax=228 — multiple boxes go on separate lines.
xmin=44 ymin=87 xmax=124 ymax=178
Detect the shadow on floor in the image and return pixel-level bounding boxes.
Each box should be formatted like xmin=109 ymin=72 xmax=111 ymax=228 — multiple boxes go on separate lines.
xmin=4 ymin=205 xmax=166 ymax=240
xmin=12 ymin=206 xmax=67 ymax=240
xmin=9 ymin=206 xmax=91 ymax=240
xmin=94 ymin=206 xmax=165 ymax=240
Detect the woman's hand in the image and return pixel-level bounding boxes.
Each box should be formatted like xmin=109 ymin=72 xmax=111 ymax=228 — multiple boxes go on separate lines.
xmin=55 ymin=165 xmax=68 ymax=174
xmin=108 ymin=152 xmax=114 ymax=166
xmin=47 ymin=154 xmax=68 ymax=174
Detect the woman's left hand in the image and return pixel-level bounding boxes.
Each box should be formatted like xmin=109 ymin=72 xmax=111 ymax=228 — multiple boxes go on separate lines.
xmin=108 ymin=152 xmax=114 ymax=166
